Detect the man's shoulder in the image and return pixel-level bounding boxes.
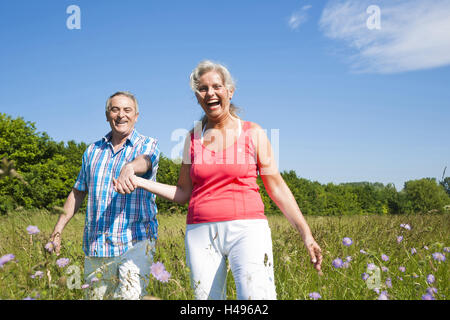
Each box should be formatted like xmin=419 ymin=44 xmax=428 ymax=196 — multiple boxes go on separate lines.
xmin=133 ymin=130 xmax=158 ymax=146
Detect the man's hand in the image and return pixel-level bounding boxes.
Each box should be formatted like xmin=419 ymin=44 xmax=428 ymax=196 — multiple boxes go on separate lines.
xmin=115 ymin=163 xmax=138 ymax=194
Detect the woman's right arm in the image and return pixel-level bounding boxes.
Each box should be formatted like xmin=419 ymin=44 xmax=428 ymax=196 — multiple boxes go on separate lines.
xmin=113 ymin=133 xmax=193 ymax=205
xmin=133 ymin=163 xmax=192 ymax=205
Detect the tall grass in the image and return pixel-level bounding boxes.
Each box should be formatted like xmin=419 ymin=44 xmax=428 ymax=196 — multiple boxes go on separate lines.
xmin=0 ymin=210 xmax=448 ymax=300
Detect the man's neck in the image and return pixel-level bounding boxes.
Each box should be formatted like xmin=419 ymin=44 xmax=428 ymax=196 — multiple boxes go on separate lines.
xmin=110 ymin=130 xmax=133 ymax=149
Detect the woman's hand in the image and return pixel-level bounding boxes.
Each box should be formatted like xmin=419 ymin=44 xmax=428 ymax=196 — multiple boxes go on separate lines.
xmin=304 ymin=237 xmax=323 ymax=274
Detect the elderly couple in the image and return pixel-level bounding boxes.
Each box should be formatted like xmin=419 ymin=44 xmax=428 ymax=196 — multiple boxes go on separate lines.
xmin=50 ymin=60 xmax=323 ymax=300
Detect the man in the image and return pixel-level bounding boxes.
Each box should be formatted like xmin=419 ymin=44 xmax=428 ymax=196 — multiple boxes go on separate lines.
xmin=50 ymin=91 xmax=160 ymax=299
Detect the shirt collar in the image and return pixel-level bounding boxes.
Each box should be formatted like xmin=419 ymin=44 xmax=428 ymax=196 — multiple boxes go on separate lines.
xmin=102 ymin=128 xmax=139 ymax=147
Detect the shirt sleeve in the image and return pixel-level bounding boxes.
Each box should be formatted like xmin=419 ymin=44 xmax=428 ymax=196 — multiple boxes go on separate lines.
xmin=73 ymin=146 xmax=90 ymax=192
xmin=140 ymin=137 xmax=160 ymax=180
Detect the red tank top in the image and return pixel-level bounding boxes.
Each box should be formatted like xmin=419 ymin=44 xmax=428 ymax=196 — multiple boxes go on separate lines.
xmin=187 ymin=121 xmax=266 ymax=224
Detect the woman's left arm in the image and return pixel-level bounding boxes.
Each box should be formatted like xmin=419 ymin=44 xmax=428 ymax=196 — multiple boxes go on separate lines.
xmin=251 ymin=123 xmax=323 ymax=272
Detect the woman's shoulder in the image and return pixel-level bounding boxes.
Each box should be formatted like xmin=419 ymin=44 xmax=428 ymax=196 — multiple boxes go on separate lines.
xmin=244 ymin=120 xmax=263 ymax=131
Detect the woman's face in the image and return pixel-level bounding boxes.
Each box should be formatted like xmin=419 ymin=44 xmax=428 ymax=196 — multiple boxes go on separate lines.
xmin=195 ymin=71 xmax=234 ymax=120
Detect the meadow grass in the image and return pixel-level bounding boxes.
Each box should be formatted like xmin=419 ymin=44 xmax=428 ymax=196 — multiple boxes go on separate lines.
xmin=0 ymin=210 xmax=448 ymax=300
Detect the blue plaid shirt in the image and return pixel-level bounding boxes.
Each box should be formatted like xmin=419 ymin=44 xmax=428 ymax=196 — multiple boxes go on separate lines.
xmin=74 ymin=129 xmax=160 ymax=257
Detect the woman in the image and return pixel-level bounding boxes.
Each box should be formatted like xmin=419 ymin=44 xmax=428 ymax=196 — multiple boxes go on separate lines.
xmin=113 ymin=60 xmax=323 ymax=300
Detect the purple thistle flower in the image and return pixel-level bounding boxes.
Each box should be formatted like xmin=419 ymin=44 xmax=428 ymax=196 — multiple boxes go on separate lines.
xmin=385 ymin=278 xmax=392 ymax=288
xmin=360 ymin=249 xmax=368 ymax=255
xmin=158 ymin=270 xmax=171 ymax=283
xmin=90 ymin=277 xmax=99 ymax=283
xmin=381 ymin=254 xmax=389 ymax=262
xmin=361 ymin=273 xmax=369 ymax=281
xmin=397 ymin=236 xmax=403 ymax=243
xmin=444 ymin=247 xmax=450 ymax=253
xmin=30 ymin=271 xmax=44 ymax=279
xmin=342 ymin=262 xmax=350 ymax=269
xmin=367 ymin=263 xmax=377 ymax=271
xmin=150 ymin=261 xmax=171 ymax=282
xmin=26 ymin=225 xmax=40 ymax=235
xmin=432 ymin=252 xmax=446 ymax=262
xmin=381 ymin=266 xmax=389 ymax=272
xmin=0 ymin=254 xmax=15 ymax=268
xmin=332 ymin=258 xmax=343 ymax=268
xmin=308 ymin=292 xmax=321 ymax=300
xmin=400 ymin=223 xmax=411 ymax=230
xmin=44 ymin=242 xmax=55 ymax=253
xmin=411 ymin=248 xmax=417 ymax=255
xmin=56 ymin=258 xmax=70 ymax=268
xmin=426 ymin=274 xmax=435 ymax=284
xmin=426 ymin=287 xmax=437 ymax=295
xmin=81 ymin=284 xmax=90 ymax=289
xmin=398 ymin=266 xmax=406 ymax=272
xmin=345 ymin=256 xmax=352 ymax=262
xmin=342 ymin=237 xmax=353 ymax=246
xmin=422 ymin=293 xmax=435 ymax=300
xmin=378 ymin=291 xmax=389 ymax=300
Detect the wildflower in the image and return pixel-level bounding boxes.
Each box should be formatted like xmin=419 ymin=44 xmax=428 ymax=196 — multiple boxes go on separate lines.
xmin=360 ymin=249 xmax=367 ymax=255
xmin=426 ymin=274 xmax=435 ymax=284
xmin=345 ymin=256 xmax=352 ymax=262
xmin=0 ymin=254 xmax=15 ymax=268
xmin=81 ymin=284 xmax=90 ymax=289
xmin=342 ymin=237 xmax=353 ymax=246
xmin=399 ymin=266 xmax=406 ymax=272
xmin=150 ymin=261 xmax=171 ymax=282
xmin=426 ymin=287 xmax=437 ymax=295
xmin=412 ymin=273 xmax=419 ymax=278
xmin=56 ymin=258 xmax=70 ymax=268
xmin=381 ymin=254 xmax=389 ymax=262
xmin=332 ymin=258 xmax=343 ymax=269
xmin=432 ymin=252 xmax=446 ymax=262
xmin=342 ymin=262 xmax=350 ymax=269
xmin=90 ymin=277 xmax=99 ymax=283
xmin=26 ymin=225 xmax=40 ymax=235
xmin=158 ymin=270 xmax=171 ymax=283
xmin=44 ymin=242 xmax=55 ymax=253
xmin=23 ymin=296 xmax=36 ymax=300
xmin=378 ymin=291 xmax=389 ymax=300
xmin=444 ymin=247 xmax=450 ymax=253
xmin=30 ymin=271 xmax=44 ymax=279
xmin=361 ymin=273 xmax=369 ymax=281
xmin=381 ymin=266 xmax=388 ymax=272
xmin=424 ymin=246 xmax=429 ymax=250
xmin=400 ymin=223 xmax=411 ymax=230
xmin=367 ymin=263 xmax=377 ymax=271
xmin=422 ymin=293 xmax=435 ymax=300
xmin=385 ymin=278 xmax=392 ymax=288
xmin=397 ymin=236 xmax=403 ymax=243
xmin=411 ymin=248 xmax=417 ymax=255
xmin=308 ymin=292 xmax=321 ymax=300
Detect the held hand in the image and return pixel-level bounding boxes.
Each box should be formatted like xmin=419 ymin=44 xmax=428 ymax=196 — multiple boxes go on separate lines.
xmin=304 ymin=238 xmax=323 ymax=274
xmin=115 ymin=163 xmax=138 ymax=194
xmin=113 ymin=175 xmax=139 ymax=194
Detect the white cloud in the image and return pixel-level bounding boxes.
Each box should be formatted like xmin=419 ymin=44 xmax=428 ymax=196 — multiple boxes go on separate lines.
xmin=288 ymin=4 xmax=312 ymax=31
xmin=319 ymin=0 xmax=450 ymax=73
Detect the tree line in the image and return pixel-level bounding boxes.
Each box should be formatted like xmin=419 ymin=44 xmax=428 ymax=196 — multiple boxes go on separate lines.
xmin=1 ymin=113 xmax=449 ymax=215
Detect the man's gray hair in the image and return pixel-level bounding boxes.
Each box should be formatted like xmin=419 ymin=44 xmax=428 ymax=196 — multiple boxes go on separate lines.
xmin=105 ymin=91 xmax=139 ymax=113
xmin=189 ymin=60 xmax=236 ymax=93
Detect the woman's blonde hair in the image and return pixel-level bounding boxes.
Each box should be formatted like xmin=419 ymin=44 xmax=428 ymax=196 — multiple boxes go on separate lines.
xmin=189 ymin=60 xmax=240 ymax=129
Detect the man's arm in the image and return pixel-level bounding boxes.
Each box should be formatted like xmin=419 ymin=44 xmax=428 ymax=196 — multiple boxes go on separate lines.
xmin=115 ymin=154 xmax=151 ymax=194
xmin=50 ymin=188 xmax=87 ymax=255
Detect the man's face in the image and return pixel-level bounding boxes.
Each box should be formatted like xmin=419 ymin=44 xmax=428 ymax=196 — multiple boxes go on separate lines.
xmin=106 ymin=95 xmax=139 ymax=138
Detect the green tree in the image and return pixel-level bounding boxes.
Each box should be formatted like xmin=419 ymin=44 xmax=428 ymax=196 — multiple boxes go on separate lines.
xmin=401 ymin=178 xmax=449 ymax=213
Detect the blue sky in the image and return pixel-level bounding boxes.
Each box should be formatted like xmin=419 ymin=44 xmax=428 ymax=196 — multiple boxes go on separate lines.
xmin=1 ymin=0 xmax=449 ymax=191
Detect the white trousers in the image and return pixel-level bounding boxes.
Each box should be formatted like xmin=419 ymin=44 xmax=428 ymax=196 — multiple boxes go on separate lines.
xmin=185 ymin=219 xmax=277 ymax=300
xmin=84 ymin=239 xmax=155 ymax=300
